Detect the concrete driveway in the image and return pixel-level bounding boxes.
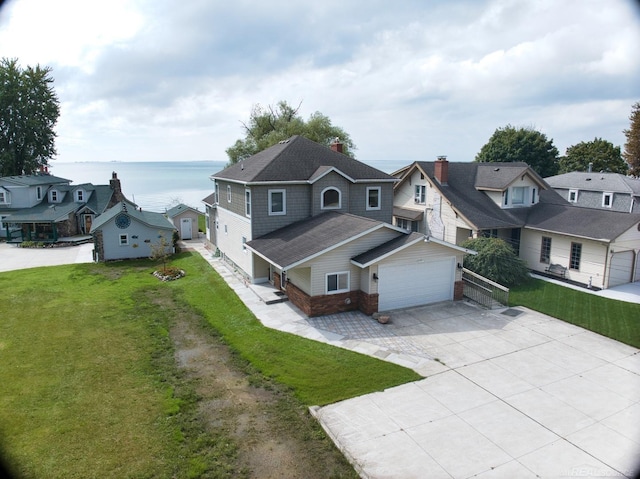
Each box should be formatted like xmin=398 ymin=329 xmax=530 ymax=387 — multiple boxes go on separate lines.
xmin=165 ymin=241 xmax=640 ymax=478
xmin=0 ymin=241 xmax=94 ymax=272
xmin=310 ymin=304 xmax=640 ymax=479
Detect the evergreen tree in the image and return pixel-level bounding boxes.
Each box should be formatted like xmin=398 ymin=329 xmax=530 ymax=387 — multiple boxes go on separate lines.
xmin=0 ymin=58 xmax=60 ymax=176
xmin=225 ymin=101 xmax=355 ymax=165
xmin=461 ymin=237 xmax=530 ymax=287
xmin=623 ymin=102 xmax=640 ymax=177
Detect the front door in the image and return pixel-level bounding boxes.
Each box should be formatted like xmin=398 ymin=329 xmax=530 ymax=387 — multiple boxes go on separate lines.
xmin=180 ymin=217 xmax=192 ymax=240
xmin=84 ymin=215 xmax=93 ymax=234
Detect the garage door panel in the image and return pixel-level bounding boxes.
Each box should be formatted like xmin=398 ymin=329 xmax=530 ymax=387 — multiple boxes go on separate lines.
xmin=378 ymin=258 xmax=454 ymax=311
xmin=609 ymin=251 xmax=633 ymax=288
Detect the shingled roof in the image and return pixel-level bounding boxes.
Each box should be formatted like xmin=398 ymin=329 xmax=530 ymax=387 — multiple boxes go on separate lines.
xmin=212 ymin=135 xmax=396 ymax=184
xmin=545 ymin=172 xmax=640 ymax=195
xmin=246 ymin=211 xmax=397 ymax=270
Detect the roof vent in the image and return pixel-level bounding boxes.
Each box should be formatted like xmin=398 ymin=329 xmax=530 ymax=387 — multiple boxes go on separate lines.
xmin=586 ymin=178 xmax=592 ymax=181
xmin=494 ymin=168 xmax=500 ymax=171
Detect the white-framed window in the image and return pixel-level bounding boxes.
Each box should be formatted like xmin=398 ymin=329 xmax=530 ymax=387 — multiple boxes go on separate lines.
xmin=602 ymin=192 xmax=613 ymax=208
xmin=512 ymin=186 xmax=526 ymax=205
xmin=224 ymin=224 xmax=228 ymax=234
xmin=321 ymin=187 xmax=341 ymax=209
xmin=568 ymin=189 xmax=578 ymax=203
xmin=570 ymin=242 xmax=582 ymax=270
xmin=226 ymin=185 xmax=231 ymax=203
xmin=366 ymin=186 xmax=381 ymax=210
xmin=245 ymin=189 xmax=251 ymax=217
xmin=0 ymin=191 xmax=9 ymax=204
xmin=268 ymin=189 xmax=286 ymax=215
xmin=50 ymin=190 xmax=58 ymax=202
xmin=119 ymin=234 xmax=128 ymax=246
xmin=242 ymin=236 xmax=247 ymax=252
xmin=414 ymin=185 xmax=425 ymax=204
xmin=36 ymin=186 xmax=42 ymax=200
xmin=326 ymin=271 xmax=349 ymax=294
xmin=503 ymin=189 xmax=509 ymax=206
xmin=396 ymin=218 xmax=410 ymax=230
xmin=75 ymin=189 xmax=85 ymax=202
xmin=215 ymin=219 xmax=219 ymax=230
xmin=532 ymin=187 xmax=537 ymax=204
xmin=214 ymin=182 xmax=219 ymax=204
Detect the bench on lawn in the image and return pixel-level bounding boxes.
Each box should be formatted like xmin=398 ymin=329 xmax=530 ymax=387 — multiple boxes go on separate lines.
xmin=545 ymin=263 xmax=567 ymax=278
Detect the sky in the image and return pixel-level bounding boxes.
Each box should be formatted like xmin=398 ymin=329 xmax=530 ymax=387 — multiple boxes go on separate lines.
xmin=0 ymin=0 xmax=639 ymax=166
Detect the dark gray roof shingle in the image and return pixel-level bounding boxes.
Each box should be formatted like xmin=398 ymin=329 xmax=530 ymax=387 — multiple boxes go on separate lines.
xmin=246 ymin=212 xmax=390 ymax=269
xmin=352 ymin=232 xmax=423 ymax=266
xmin=213 ymin=135 xmax=395 ymax=184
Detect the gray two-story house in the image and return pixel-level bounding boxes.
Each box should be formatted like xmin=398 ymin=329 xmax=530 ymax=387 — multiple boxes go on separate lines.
xmin=205 ymin=136 xmax=470 ymax=316
xmin=545 ymin=171 xmax=640 ymax=213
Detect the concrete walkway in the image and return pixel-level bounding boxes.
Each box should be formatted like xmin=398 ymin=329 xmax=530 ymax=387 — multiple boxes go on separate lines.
xmin=180 ymin=239 xmax=640 ymax=479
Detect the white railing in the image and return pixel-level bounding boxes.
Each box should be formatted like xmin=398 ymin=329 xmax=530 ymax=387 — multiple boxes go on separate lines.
xmin=461 ymin=268 xmax=509 ymax=308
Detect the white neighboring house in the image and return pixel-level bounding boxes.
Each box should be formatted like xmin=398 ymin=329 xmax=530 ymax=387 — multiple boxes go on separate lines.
xmin=90 ymin=202 xmax=176 ymax=262
xmin=392 ymin=158 xmax=640 ymax=290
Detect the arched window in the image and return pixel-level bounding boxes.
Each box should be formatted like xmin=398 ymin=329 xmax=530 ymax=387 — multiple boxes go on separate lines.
xmin=321 ymin=187 xmax=341 ymax=209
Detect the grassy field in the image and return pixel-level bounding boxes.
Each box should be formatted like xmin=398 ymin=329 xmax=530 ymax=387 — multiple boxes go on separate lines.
xmin=0 ymin=253 xmax=419 ymax=478
xmin=510 ymin=278 xmax=640 ymax=348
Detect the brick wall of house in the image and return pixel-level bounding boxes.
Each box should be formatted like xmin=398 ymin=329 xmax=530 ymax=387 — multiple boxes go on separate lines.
xmin=358 ymin=291 xmax=379 ymax=315
xmin=454 ymin=280 xmax=464 ymax=301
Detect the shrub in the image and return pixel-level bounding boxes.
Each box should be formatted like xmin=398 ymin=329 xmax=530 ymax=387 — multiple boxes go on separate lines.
xmin=461 ymin=237 xmax=530 ymax=287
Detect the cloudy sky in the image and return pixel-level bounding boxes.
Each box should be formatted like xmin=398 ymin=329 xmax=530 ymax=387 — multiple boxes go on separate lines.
xmin=0 ymin=0 xmax=639 ymax=165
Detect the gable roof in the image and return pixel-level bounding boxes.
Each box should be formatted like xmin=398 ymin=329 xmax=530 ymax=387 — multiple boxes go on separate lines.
xmin=545 ymin=172 xmax=640 ymax=195
xmin=91 ymin=202 xmax=175 ymax=232
xmin=202 ymin=192 xmax=216 ymax=206
xmin=212 ymin=135 xmax=396 ymax=185
xmin=412 ymin=162 xmax=534 ymax=229
xmin=521 ymin=203 xmax=640 ymax=242
xmin=166 ymin=203 xmax=202 ymax=218
xmin=246 ymin=211 xmax=399 ymax=270
xmin=475 ymin=163 xmax=546 ymax=190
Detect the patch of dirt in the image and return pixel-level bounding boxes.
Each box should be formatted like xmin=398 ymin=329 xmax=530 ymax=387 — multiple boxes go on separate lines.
xmin=170 ymin=314 xmax=356 ymax=478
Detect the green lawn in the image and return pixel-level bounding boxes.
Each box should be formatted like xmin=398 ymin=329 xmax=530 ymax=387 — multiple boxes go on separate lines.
xmin=0 ymin=253 xmax=419 ymax=478
xmin=510 ymin=278 xmax=640 ymax=348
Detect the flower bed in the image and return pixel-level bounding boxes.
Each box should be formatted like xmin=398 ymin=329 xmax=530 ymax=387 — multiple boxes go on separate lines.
xmin=153 ymin=267 xmax=185 ymax=281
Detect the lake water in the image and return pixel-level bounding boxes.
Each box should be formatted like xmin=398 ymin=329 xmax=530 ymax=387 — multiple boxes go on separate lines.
xmin=50 ymin=159 xmax=409 ymax=213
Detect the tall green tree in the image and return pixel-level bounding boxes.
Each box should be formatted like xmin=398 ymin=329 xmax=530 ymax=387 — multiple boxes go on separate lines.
xmin=225 ymin=101 xmax=355 ymax=165
xmin=0 ymin=58 xmax=60 ymax=176
xmin=475 ymin=125 xmax=559 ymax=177
xmin=623 ymin=101 xmax=640 ymax=177
xmin=558 ymin=138 xmax=627 ymax=174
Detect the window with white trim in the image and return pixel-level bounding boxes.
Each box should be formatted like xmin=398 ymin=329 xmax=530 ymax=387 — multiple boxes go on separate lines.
xmin=214 ymin=182 xmax=219 ymax=204
xmin=414 ymin=185 xmax=425 ymax=204
xmin=245 ymin=189 xmax=251 ymax=217
xmin=0 ymin=191 xmax=8 ymax=204
xmin=396 ymin=218 xmax=410 ymax=230
xmin=321 ymin=187 xmax=341 ymax=209
xmin=227 ymin=185 xmax=231 ymax=203
xmin=512 ymin=186 xmax=526 ymax=205
xmin=540 ymin=236 xmax=551 ymax=264
xmin=75 ymin=189 xmax=85 ymax=202
xmin=570 ymin=242 xmax=582 ymax=270
xmin=119 ymin=234 xmax=129 ymax=246
xmin=269 ymin=189 xmax=286 ymax=215
xmin=242 ymin=236 xmax=247 ymax=252
xmin=568 ymin=189 xmax=578 ymax=203
xmin=532 ymin=187 xmax=537 ymax=204
xmin=326 ymin=271 xmax=349 ymax=294
xmin=36 ymin=186 xmax=42 ymax=200
xmin=602 ymin=192 xmax=613 ymax=208
xmin=50 ymin=190 xmax=58 ymax=202
xmin=366 ymin=186 xmax=381 ymax=210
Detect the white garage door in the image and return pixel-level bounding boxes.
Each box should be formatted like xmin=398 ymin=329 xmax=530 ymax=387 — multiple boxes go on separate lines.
xmin=609 ymin=250 xmax=634 ymax=288
xmin=378 ymin=257 xmax=455 ymax=311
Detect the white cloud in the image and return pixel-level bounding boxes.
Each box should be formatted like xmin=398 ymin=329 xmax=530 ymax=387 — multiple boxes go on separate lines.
xmin=1 ymin=0 xmax=639 ymax=164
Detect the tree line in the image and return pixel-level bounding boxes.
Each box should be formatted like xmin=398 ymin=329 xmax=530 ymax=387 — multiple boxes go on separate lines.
xmin=1 ymin=57 xmax=639 ymax=177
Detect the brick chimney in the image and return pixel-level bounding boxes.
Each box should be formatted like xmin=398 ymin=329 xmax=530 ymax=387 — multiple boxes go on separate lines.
xmin=434 ymin=156 xmax=448 ymax=185
xmin=109 ymin=172 xmax=125 ymax=207
xmin=330 ymin=137 xmax=343 ymax=154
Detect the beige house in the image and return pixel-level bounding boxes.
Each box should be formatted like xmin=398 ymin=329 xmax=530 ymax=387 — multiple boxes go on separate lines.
xmin=166 ymin=203 xmax=203 ymax=240
xmin=393 ymin=159 xmax=640 ymax=290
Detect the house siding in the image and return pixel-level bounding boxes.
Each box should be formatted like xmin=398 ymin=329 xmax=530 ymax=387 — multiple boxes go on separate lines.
xmin=250 ymin=184 xmax=311 ymax=238
xmin=348 ymin=183 xmax=394 ymax=223
xmin=216 ymin=180 xmax=247 ymax=217
xmin=311 ymin=173 xmax=350 ymax=216
xmin=554 ymin=188 xmax=634 ymax=213
xmin=98 ymin=221 xmax=173 ymax=261
xmin=521 ymin=228 xmax=608 ymax=289
xmin=216 ymin=207 xmax=253 ymax=278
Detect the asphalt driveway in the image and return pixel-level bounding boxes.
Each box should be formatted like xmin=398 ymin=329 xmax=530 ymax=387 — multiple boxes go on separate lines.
xmin=0 ymin=241 xmax=94 ymax=272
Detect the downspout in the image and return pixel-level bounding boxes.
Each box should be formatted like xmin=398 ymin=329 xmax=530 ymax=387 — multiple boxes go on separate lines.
xmin=602 ymin=243 xmax=611 ymax=290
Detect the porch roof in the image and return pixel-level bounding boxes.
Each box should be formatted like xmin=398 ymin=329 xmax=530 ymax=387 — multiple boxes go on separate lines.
xmin=246 ymin=212 xmax=395 ymax=270
xmin=393 ymin=207 xmax=424 ymax=221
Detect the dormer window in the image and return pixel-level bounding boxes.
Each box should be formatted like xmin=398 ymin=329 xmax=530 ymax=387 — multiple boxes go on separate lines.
xmin=75 ymin=189 xmax=85 ymax=202
xmin=568 ymin=189 xmax=578 ymax=203
xmin=0 ymin=190 xmax=9 ymax=204
xmin=321 ymin=187 xmax=341 ymax=209
xmin=50 ymin=190 xmax=59 ymax=203
xmin=512 ymin=187 xmax=526 ymax=205
xmin=366 ymin=187 xmax=381 ymax=210
xmin=602 ymin=192 xmax=613 ymax=208
xmin=36 ymin=186 xmax=42 ymax=200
